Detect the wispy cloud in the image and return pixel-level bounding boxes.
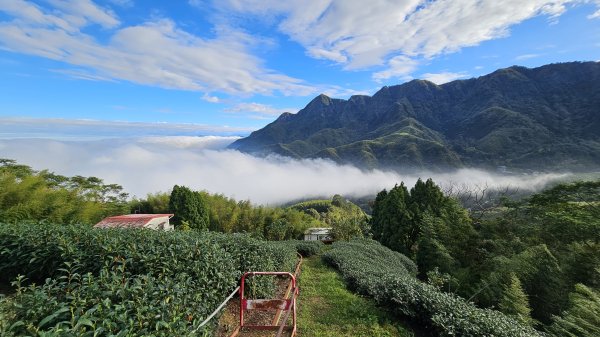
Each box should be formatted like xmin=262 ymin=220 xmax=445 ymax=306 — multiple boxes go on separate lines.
xmin=372 ymin=55 xmax=418 ymax=82
xmin=225 ymin=102 xmax=298 ymax=116
xmin=515 ymin=53 xmax=542 ymax=60
xmin=589 ymin=3 xmax=600 ymax=19
xmin=108 ymin=0 xmax=134 ymax=8
xmin=0 ymin=137 xmax=570 ymax=204
xmin=49 ymin=68 xmax=117 ymax=82
xmin=219 ymin=0 xmax=595 ymax=79
xmin=319 ymin=85 xmax=373 ymax=98
xmin=0 ymin=0 xmax=315 ymax=96
xmin=0 ymin=117 xmax=254 ymax=139
xmin=421 ymin=71 xmax=469 ymax=85
xmin=137 ymin=135 xmax=240 ymax=150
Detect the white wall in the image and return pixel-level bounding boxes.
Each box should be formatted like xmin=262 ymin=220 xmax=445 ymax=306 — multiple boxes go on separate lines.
xmin=145 ymin=216 xmax=173 ymax=231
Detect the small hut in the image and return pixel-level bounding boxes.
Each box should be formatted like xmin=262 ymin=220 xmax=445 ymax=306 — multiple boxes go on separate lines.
xmin=303 ymin=227 xmax=333 ymax=243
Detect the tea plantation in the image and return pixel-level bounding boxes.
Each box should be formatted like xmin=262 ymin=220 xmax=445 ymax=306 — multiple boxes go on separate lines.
xmin=0 ymin=223 xmax=300 ymax=336
xmin=323 ymin=239 xmax=544 ymax=337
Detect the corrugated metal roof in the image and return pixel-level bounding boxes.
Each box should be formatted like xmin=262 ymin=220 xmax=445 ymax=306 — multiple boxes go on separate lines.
xmin=303 ymin=227 xmax=332 ymax=235
xmin=94 ymin=214 xmax=173 ymax=229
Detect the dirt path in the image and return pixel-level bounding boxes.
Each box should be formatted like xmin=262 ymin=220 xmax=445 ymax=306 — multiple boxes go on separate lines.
xmin=215 ymin=275 xmax=295 ymax=337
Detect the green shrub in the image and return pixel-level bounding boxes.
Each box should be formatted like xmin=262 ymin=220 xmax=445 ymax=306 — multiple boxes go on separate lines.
xmin=294 ymin=241 xmax=324 ymax=257
xmin=0 ymin=222 xmax=297 ymax=336
xmin=323 ymin=239 xmax=543 ymax=337
xmin=269 ymin=240 xmax=324 ymax=257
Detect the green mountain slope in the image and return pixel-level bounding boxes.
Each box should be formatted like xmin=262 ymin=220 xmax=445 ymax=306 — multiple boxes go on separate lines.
xmin=230 ymin=62 xmax=600 ymax=171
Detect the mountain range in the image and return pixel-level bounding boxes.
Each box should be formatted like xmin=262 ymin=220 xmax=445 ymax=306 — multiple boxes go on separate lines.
xmin=229 ymin=62 xmax=600 ymax=171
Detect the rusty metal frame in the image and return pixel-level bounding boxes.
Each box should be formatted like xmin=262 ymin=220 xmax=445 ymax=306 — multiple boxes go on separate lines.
xmin=238 ymin=271 xmax=297 ymax=335
xmin=230 ymin=253 xmax=302 ymax=337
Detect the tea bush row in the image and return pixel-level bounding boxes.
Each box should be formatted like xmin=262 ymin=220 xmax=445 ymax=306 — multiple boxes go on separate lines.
xmin=0 ymin=223 xmax=298 ymax=336
xmin=269 ymin=240 xmax=324 ymax=257
xmin=322 ymin=239 xmax=544 ymax=337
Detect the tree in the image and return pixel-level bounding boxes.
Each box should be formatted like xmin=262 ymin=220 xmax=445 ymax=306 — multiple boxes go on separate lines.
xmin=499 ymin=273 xmax=533 ymax=325
xmin=264 ymin=218 xmax=289 ymax=240
xmin=416 ymin=215 xmax=456 ymax=276
xmin=0 ymin=159 xmax=128 ymax=224
xmin=169 ymin=185 xmax=209 ymax=230
xmin=130 ymin=192 xmax=170 ymax=214
xmin=371 ymin=179 xmax=474 ymax=260
xmin=548 ymin=284 xmax=600 ymax=337
xmin=330 ymin=213 xmax=365 ymax=241
xmin=331 ymin=194 xmax=346 ymax=208
xmin=380 ymin=183 xmax=413 ymax=255
xmin=370 ymin=189 xmax=388 ymax=240
xmin=479 ymin=244 xmax=567 ymax=324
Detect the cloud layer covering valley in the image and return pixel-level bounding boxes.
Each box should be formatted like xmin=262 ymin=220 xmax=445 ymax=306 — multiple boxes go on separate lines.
xmin=0 ymin=136 xmax=570 ymax=205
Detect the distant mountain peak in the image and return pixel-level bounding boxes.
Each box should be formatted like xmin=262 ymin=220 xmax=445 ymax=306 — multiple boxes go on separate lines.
xmin=308 ymin=93 xmax=333 ymax=107
xmin=230 ymin=61 xmax=600 ymax=171
xmin=275 ymin=112 xmax=294 ymax=121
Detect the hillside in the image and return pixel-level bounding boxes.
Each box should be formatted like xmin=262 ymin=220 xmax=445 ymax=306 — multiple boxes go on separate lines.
xmin=229 ymin=61 xmax=600 ymax=171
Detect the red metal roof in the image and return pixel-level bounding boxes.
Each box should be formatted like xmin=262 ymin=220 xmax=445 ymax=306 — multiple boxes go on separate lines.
xmin=94 ymin=214 xmax=174 ymax=229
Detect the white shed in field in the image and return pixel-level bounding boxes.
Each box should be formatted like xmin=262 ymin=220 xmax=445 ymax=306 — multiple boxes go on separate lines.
xmin=94 ymin=214 xmax=174 ymax=231
xmin=304 ymin=227 xmax=333 ymax=242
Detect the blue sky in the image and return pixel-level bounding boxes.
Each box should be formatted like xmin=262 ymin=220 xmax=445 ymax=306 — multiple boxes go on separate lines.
xmin=0 ymin=0 xmax=599 ymax=138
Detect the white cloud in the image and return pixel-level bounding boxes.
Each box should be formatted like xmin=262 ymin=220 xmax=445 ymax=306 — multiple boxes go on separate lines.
xmin=0 ymin=137 xmax=569 ymax=204
xmin=225 ymin=102 xmax=298 ymax=116
xmin=108 ymin=0 xmax=134 ymax=8
xmin=421 ymin=72 xmax=469 ymax=85
xmin=515 ymin=53 xmax=541 ymax=60
xmin=0 ymin=117 xmax=254 ymax=139
xmin=219 ymin=0 xmax=593 ymax=77
xmin=47 ymin=0 xmax=120 ymax=28
xmin=586 ymin=1 xmax=600 ymax=18
xmin=202 ymin=94 xmax=221 ymax=103
xmin=372 ymin=55 xmax=418 ymax=82
xmin=137 ymin=136 xmax=240 ymax=150
xmin=0 ymin=0 xmax=315 ymax=96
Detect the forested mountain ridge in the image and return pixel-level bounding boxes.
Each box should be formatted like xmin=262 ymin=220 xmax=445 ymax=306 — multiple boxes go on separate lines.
xmin=229 ymin=61 xmax=600 ymax=171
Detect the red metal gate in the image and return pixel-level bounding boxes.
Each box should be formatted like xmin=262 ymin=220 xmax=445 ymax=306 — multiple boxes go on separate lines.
xmin=233 ymin=271 xmax=298 ymax=336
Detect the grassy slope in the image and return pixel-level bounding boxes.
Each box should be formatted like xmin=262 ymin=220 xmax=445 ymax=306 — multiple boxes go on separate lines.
xmin=297 ymin=255 xmax=415 ymax=337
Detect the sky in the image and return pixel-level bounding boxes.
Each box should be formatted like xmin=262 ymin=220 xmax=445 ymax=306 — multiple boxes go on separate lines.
xmin=0 ymin=0 xmax=598 ymax=203
xmin=0 ymin=0 xmax=599 ymax=136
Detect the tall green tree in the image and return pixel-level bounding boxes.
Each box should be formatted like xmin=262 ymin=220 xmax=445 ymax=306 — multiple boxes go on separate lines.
xmin=370 ymin=189 xmax=388 ymax=240
xmin=499 ymin=273 xmax=533 ymax=326
xmin=371 ymin=179 xmax=475 ymax=261
xmin=416 ymin=214 xmax=457 ymax=276
xmin=379 ymin=183 xmax=414 ymax=255
xmin=168 ymin=185 xmax=209 ymax=230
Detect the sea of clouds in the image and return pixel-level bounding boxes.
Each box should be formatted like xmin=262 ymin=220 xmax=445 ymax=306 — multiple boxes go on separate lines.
xmin=0 ymin=136 xmax=571 ymax=205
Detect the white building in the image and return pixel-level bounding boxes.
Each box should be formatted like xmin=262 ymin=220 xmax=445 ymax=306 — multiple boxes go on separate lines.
xmin=94 ymin=214 xmax=174 ymax=231
xmin=303 ymin=227 xmax=333 ymax=242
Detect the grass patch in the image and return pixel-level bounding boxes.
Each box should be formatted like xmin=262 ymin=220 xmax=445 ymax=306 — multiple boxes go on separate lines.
xmin=297 ymin=256 xmax=415 ymax=337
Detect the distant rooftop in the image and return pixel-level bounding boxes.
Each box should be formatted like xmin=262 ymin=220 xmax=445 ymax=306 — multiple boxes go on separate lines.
xmin=94 ymin=214 xmax=174 ymax=229
xmin=304 ymin=227 xmax=332 ymax=235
